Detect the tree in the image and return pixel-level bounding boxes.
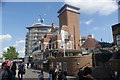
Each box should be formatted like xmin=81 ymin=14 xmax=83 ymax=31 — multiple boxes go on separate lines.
xmin=2 ymin=46 xmax=19 ymax=60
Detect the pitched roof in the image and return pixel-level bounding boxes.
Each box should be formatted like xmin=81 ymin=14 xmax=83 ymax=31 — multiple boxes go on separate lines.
xmin=81 ymin=38 xmax=101 ymax=48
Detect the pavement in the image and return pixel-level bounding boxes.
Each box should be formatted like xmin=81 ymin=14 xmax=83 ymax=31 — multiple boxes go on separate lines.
xmin=15 ymin=68 xmax=76 ymax=80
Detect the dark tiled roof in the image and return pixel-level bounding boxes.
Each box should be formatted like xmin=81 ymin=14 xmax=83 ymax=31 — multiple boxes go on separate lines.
xmin=112 ymin=23 xmax=120 ymax=31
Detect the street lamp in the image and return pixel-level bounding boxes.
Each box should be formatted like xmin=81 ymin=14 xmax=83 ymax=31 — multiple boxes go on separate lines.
xmin=62 ymin=41 xmax=66 ymax=57
xmin=64 ymin=40 xmax=66 ymax=57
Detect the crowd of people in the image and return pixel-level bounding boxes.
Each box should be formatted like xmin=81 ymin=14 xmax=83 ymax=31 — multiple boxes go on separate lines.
xmin=38 ymin=66 xmax=95 ymax=80
xmin=0 ymin=61 xmax=26 ymax=80
xmin=1 ymin=61 xmax=119 ymax=80
xmin=38 ymin=66 xmax=67 ymax=80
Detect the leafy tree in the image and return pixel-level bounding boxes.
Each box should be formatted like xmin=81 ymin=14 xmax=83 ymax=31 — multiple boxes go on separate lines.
xmin=2 ymin=46 xmax=19 ymax=60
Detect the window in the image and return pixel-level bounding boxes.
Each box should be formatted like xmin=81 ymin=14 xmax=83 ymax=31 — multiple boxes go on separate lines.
xmin=40 ymin=29 xmax=47 ymax=32
xmin=64 ymin=31 xmax=68 ymax=39
xmin=67 ymin=42 xmax=72 ymax=49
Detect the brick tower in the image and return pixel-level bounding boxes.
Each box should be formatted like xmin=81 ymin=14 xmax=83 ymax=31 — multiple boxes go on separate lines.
xmin=58 ymin=4 xmax=80 ymax=50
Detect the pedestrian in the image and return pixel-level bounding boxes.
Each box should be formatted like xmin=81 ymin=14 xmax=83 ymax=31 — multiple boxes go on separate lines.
xmin=38 ymin=70 xmax=44 ymax=80
xmin=27 ymin=63 xmax=29 ymax=69
xmin=11 ymin=62 xmax=17 ymax=80
xmin=63 ymin=71 xmax=67 ymax=80
xmin=0 ymin=62 xmax=12 ymax=80
xmin=57 ymin=69 xmax=62 ymax=80
xmin=118 ymin=72 xmax=120 ymax=80
xmin=52 ymin=66 xmax=57 ymax=80
xmin=114 ymin=71 xmax=120 ymax=80
xmin=48 ymin=68 xmax=52 ymax=80
xmin=7 ymin=61 xmax=12 ymax=69
xmin=83 ymin=67 xmax=96 ymax=80
xmin=77 ymin=68 xmax=83 ymax=80
xmin=18 ymin=62 xmax=26 ymax=80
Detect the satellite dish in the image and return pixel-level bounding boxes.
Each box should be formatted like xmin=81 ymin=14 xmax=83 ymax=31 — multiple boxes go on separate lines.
xmin=41 ymin=19 xmax=44 ymax=23
xmin=38 ymin=14 xmax=44 ymax=23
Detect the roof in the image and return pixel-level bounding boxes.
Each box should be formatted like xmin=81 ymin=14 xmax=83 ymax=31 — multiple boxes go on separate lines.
xmin=32 ymin=60 xmax=48 ymax=63
xmin=81 ymin=38 xmax=101 ymax=48
xmin=112 ymin=23 xmax=120 ymax=31
xmin=26 ymin=23 xmax=52 ymax=29
xmin=58 ymin=4 xmax=80 ymax=13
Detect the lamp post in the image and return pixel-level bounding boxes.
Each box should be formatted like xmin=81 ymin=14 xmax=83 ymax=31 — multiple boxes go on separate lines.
xmin=62 ymin=39 xmax=66 ymax=57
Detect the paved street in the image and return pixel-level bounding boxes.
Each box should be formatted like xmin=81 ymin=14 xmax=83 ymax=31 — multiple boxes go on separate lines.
xmin=15 ymin=68 xmax=76 ymax=80
xmin=23 ymin=68 xmax=48 ymax=80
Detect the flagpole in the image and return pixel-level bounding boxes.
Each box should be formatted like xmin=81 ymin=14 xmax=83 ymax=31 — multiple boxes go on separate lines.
xmin=61 ymin=29 xmax=66 ymax=57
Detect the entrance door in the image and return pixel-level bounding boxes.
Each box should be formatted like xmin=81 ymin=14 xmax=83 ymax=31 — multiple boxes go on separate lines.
xmin=63 ymin=62 xmax=67 ymax=71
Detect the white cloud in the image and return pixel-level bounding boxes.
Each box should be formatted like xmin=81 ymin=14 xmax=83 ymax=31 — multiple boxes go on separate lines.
xmin=89 ymin=26 xmax=109 ymax=31
xmin=64 ymin=0 xmax=118 ymax=15
xmin=15 ymin=40 xmax=25 ymax=58
xmin=44 ymin=14 xmax=47 ymax=16
xmin=90 ymin=27 xmax=100 ymax=31
xmin=14 ymin=40 xmax=25 ymax=47
xmin=84 ymin=20 xmax=93 ymax=25
xmin=3 ymin=47 xmax=9 ymax=51
xmin=18 ymin=47 xmax=25 ymax=58
xmin=0 ymin=34 xmax=12 ymax=41
xmin=15 ymin=40 xmax=25 ymax=44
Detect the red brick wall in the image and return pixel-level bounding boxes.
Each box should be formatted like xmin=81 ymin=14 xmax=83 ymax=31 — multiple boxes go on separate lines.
xmin=52 ymin=54 xmax=93 ymax=76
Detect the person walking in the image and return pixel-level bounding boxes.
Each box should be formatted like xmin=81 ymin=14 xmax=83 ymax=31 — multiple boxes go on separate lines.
xmin=48 ymin=68 xmax=52 ymax=80
xmin=57 ymin=69 xmax=63 ymax=80
xmin=83 ymin=67 xmax=96 ymax=80
xmin=27 ymin=63 xmax=29 ymax=69
xmin=7 ymin=61 xmax=12 ymax=69
xmin=11 ymin=62 xmax=17 ymax=80
xmin=52 ymin=67 xmax=58 ymax=80
xmin=18 ymin=62 xmax=25 ymax=80
xmin=77 ymin=68 xmax=83 ymax=80
xmin=38 ymin=70 xmax=44 ymax=80
xmin=0 ymin=62 xmax=12 ymax=80
xmin=63 ymin=71 xmax=67 ymax=80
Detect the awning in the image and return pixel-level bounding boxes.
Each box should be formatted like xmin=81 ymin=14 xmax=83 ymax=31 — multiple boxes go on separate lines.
xmin=32 ymin=60 xmax=38 ymax=63
xmin=37 ymin=60 xmax=48 ymax=63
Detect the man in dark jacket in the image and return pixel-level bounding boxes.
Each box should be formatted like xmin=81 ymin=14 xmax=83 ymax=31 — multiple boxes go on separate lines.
xmin=18 ymin=62 xmax=25 ymax=80
xmin=77 ymin=68 xmax=83 ymax=80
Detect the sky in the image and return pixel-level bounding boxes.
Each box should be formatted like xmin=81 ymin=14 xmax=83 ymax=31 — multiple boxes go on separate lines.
xmin=0 ymin=0 xmax=119 ymax=58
